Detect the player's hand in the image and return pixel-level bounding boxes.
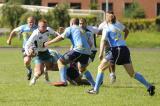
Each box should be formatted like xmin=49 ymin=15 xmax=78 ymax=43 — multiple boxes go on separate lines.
xmin=28 ymin=48 xmax=36 ymax=57
xmin=44 ymin=42 xmax=49 ymax=47
xmin=99 ymin=54 xmax=103 ymax=61
xmin=6 ymin=39 xmax=11 ymax=45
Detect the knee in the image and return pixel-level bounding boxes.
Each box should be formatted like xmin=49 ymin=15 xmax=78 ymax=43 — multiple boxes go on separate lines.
xmin=57 ymin=59 xmax=65 ymax=67
xmin=24 ymin=57 xmax=31 ymax=65
xmin=34 ymin=69 xmax=43 ymax=77
xmin=98 ymin=65 xmax=104 ymax=73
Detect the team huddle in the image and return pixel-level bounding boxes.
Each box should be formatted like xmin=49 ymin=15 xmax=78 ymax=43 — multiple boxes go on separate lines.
xmin=7 ymin=11 xmax=155 ymax=96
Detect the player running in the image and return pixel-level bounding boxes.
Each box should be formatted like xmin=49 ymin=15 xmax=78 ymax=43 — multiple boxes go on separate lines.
xmin=25 ymin=19 xmax=60 ymax=85
xmin=87 ymin=13 xmax=155 ymax=96
xmin=44 ymin=18 xmax=95 ymax=87
xmin=7 ymin=16 xmax=37 ymax=80
xmin=98 ymin=11 xmax=129 ymax=84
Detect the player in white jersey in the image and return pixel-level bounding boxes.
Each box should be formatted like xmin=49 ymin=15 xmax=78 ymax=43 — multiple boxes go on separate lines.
xmin=98 ymin=11 xmax=129 ymax=84
xmin=7 ymin=16 xmax=37 ymax=80
xmin=25 ymin=19 xmax=60 ymax=85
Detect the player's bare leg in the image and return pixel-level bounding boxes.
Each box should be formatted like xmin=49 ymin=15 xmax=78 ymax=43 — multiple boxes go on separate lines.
xmin=24 ymin=56 xmax=32 ymax=80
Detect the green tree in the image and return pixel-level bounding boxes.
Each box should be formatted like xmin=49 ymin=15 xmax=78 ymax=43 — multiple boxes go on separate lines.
xmin=45 ymin=3 xmax=70 ymax=29
xmin=20 ymin=10 xmax=44 ymax=25
xmin=0 ymin=4 xmax=27 ymax=29
xmin=124 ymin=1 xmax=145 ymax=19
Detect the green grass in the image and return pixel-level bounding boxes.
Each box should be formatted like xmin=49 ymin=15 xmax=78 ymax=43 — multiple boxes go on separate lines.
xmin=0 ymin=48 xmax=160 ymax=106
xmin=1 ymin=31 xmax=160 ymax=48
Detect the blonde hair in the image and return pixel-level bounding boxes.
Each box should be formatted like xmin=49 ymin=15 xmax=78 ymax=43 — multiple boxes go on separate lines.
xmin=38 ymin=19 xmax=47 ymax=24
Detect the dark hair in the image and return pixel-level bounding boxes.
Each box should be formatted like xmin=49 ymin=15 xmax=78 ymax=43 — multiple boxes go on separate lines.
xmin=111 ymin=15 xmax=116 ymax=24
xmin=79 ymin=18 xmax=87 ymax=23
xmin=106 ymin=11 xmax=114 ymax=14
xmin=71 ymin=18 xmax=79 ymax=25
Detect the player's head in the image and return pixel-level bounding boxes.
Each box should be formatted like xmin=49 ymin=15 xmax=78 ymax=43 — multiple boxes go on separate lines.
xmin=38 ymin=19 xmax=47 ymax=33
xmin=105 ymin=11 xmax=114 ymax=22
xmin=27 ymin=16 xmax=35 ymax=28
xmin=108 ymin=14 xmax=116 ymax=24
xmin=79 ymin=18 xmax=87 ymax=28
xmin=70 ymin=18 xmax=79 ymax=26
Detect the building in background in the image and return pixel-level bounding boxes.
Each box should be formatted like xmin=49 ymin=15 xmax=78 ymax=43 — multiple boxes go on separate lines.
xmin=41 ymin=0 xmax=160 ymax=19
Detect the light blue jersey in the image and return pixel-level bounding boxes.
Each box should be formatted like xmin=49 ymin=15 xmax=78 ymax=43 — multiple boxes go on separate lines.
xmin=61 ymin=25 xmax=91 ymax=55
xmin=13 ymin=24 xmax=37 ymax=48
xmin=102 ymin=23 xmax=126 ymax=47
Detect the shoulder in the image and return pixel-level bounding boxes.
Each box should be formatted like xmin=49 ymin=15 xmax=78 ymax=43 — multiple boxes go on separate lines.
xmin=32 ymin=29 xmax=39 ymax=35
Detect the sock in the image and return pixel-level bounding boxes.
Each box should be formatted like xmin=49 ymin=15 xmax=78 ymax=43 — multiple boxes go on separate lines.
xmin=83 ymin=70 xmax=95 ymax=87
xmin=134 ymin=72 xmax=151 ymax=88
xmin=59 ymin=66 xmax=67 ymax=82
xmin=94 ymin=71 xmax=104 ymax=91
xmin=109 ymin=72 xmax=115 ymax=77
xmin=26 ymin=65 xmax=32 ymax=73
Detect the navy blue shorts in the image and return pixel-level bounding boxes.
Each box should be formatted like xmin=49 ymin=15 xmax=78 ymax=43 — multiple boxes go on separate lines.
xmin=90 ymin=50 xmax=97 ymax=62
xmin=110 ymin=46 xmax=131 ymax=65
xmin=66 ymin=64 xmax=80 ymax=80
xmin=60 ymin=50 xmax=90 ymax=67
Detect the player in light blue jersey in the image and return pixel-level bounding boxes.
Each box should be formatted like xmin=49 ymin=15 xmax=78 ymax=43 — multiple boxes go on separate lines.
xmin=44 ymin=18 xmax=95 ymax=87
xmin=7 ymin=16 xmax=37 ymax=80
xmin=98 ymin=11 xmax=129 ymax=84
xmin=87 ymin=14 xmax=155 ymax=96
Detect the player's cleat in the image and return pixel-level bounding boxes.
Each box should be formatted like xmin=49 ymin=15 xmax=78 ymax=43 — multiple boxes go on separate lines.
xmin=27 ymin=71 xmax=32 ymax=80
xmin=87 ymin=89 xmax=98 ymax=94
xmin=49 ymin=81 xmax=67 ymax=87
xmin=109 ymin=74 xmax=116 ymax=84
xmin=147 ymin=85 xmax=155 ymax=96
xmin=29 ymin=78 xmax=36 ymax=86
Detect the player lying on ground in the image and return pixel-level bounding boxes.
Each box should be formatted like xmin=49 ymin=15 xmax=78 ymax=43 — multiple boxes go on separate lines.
xmin=28 ymin=48 xmax=90 ymax=86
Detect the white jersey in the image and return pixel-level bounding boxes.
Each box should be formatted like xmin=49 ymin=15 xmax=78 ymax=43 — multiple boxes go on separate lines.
xmin=86 ymin=26 xmax=99 ymax=51
xmin=25 ymin=27 xmax=59 ymax=55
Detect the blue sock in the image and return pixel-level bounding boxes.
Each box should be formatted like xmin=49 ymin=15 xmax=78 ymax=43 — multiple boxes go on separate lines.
xmin=84 ymin=70 xmax=95 ymax=87
xmin=59 ymin=66 xmax=67 ymax=82
xmin=26 ymin=65 xmax=32 ymax=73
xmin=134 ymin=72 xmax=150 ymax=88
xmin=94 ymin=71 xmax=104 ymax=91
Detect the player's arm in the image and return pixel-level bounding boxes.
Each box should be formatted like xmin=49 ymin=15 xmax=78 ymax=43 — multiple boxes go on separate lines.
xmin=25 ymin=31 xmax=37 ymax=56
xmin=44 ymin=27 xmax=70 ymax=47
xmin=45 ymin=35 xmax=64 ymax=47
xmin=7 ymin=27 xmax=21 ymax=45
xmin=123 ymin=28 xmax=129 ymax=40
xmin=99 ymin=38 xmax=106 ymax=61
xmin=47 ymin=27 xmax=60 ymax=37
xmin=88 ymin=35 xmax=93 ymax=48
xmin=116 ymin=21 xmax=129 ymax=40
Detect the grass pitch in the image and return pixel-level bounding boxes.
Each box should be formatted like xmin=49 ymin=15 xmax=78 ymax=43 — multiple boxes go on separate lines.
xmin=0 ymin=48 xmax=160 ymax=106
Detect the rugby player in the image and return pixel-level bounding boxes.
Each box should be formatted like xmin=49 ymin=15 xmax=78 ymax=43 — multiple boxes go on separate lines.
xmin=7 ymin=16 xmax=37 ymax=80
xmin=87 ymin=13 xmax=155 ymax=96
